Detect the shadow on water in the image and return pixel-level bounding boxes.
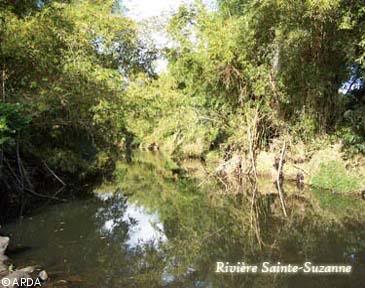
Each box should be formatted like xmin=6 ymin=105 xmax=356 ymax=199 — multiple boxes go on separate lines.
xmin=1 ymin=151 xmax=365 ymax=287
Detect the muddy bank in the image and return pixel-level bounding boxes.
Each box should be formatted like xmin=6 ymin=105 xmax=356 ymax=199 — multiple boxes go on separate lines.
xmin=213 ymin=143 xmax=365 ymax=197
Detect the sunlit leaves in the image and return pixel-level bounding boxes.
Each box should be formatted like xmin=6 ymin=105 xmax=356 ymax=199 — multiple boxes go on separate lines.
xmin=0 ymin=0 xmax=159 ymax=176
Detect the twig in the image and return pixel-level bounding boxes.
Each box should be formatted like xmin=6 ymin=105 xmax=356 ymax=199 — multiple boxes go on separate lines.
xmin=201 ymin=227 xmax=225 ymax=241
xmin=292 ymin=164 xmax=309 ymax=175
xmin=23 ymin=188 xmax=64 ymax=202
xmin=2 ymin=64 xmax=5 ymax=102
xmin=345 ymin=77 xmax=357 ymax=95
xmin=0 ymin=66 xmax=4 ymax=174
xmin=53 ymin=186 xmax=66 ymax=198
xmin=5 ymin=157 xmax=64 ymax=202
xmin=216 ymin=174 xmax=229 ymax=191
xmin=16 ymin=141 xmax=24 ymax=190
xmin=43 ymin=161 xmax=66 ymax=186
xmin=246 ymin=109 xmax=264 ymax=248
xmin=4 ymin=158 xmax=22 ymax=187
xmin=277 ymin=141 xmax=288 ymax=217
xmin=18 ymin=151 xmax=34 ymax=191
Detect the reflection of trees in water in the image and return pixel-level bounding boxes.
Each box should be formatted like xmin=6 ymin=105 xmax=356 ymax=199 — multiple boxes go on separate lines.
xmin=92 ymin=191 xmax=172 ymax=287
xmin=95 ymin=192 xmax=128 ymax=238
xmin=8 ymin=152 xmax=364 ymax=287
xmin=107 ymin=152 xmax=365 ymax=288
xmin=27 ymin=152 xmax=361 ymax=287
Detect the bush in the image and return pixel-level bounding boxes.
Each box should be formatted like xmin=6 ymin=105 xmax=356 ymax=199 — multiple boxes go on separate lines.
xmin=337 ymin=127 xmax=365 ymax=155
xmin=0 ymin=103 xmax=30 ymax=145
xmin=311 ymin=160 xmax=361 ymax=193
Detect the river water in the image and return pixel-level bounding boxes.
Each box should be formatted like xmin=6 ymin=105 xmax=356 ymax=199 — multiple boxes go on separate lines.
xmin=2 ymin=152 xmax=365 ymax=287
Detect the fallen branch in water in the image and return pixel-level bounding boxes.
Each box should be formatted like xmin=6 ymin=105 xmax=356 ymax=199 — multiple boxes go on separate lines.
xmin=247 ymin=108 xmax=264 ymax=248
xmin=276 ymin=141 xmax=288 ymax=217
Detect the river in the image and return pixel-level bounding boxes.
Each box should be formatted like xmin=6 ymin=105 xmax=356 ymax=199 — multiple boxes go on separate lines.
xmin=2 ymin=152 xmax=365 ymax=287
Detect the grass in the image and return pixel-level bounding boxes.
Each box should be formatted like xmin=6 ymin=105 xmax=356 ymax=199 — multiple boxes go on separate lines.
xmin=310 ymin=160 xmax=361 ymax=193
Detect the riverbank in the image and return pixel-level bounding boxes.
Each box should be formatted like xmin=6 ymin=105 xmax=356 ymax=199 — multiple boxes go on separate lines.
xmin=199 ymin=138 xmax=365 ymax=197
xmin=0 ymin=148 xmax=117 ymax=224
xmin=2 ymin=152 xmax=365 ymax=288
xmin=0 ymin=236 xmax=48 ymax=288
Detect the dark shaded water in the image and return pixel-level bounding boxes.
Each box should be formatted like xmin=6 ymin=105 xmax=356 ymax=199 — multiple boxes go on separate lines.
xmin=2 ymin=152 xmax=365 ymax=287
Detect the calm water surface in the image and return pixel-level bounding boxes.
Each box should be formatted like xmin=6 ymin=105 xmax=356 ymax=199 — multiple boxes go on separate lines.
xmin=2 ymin=152 xmax=365 ymax=287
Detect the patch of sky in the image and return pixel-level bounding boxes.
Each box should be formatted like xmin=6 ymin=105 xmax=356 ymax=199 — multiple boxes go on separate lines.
xmin=339 ymin=64 xmax=365 ymax=94
xmin=120 ymin=0 xmax=216 ymax=73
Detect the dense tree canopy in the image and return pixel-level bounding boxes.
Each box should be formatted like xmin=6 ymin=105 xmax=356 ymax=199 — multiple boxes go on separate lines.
xmin=1 ymin=0 xmax=156 ymax=173
xmin=2 ymin=0 xmax=365 ymax=210
xmin=0 ymin=0 xmax=157 ymax=212
xmin=133 ymin=0 xmax=365 ymax=153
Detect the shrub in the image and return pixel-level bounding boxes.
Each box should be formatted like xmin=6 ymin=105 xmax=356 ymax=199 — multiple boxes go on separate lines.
xmin=311 ymin=160 xmax=361 ymax=193
xmin=0 ymin=103 xmax=30 ymax=145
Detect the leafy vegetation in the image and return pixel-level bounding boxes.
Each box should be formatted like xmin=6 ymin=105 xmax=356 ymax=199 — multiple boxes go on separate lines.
xmin=91 ymin=153 xmax=365 ymax=287
xmin=0 ymin=0 xmax=156 ymax=214
xmin=2 ymin=0 xmax=365 ymax=215
xmin=311 ymin=160 xmax=361 ymax=193
xmin=124 ymin=0 xmax=365 ymax=163
xmin=0 ymin=103 xmax=30 ymax=146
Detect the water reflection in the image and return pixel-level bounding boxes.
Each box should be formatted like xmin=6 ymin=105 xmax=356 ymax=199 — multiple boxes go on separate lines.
xmin=1 ymin=152 xmax=365 ymax=287
xmin=95 ymin=192 xmax=166 ymax=248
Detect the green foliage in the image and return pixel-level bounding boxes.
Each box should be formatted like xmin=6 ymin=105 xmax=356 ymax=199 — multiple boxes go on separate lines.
xmin=119 ymin=0 xmax=365 ymax=158
xmin=124 ymin=74 xmax=220 ymax=157
xmin=167 ymin=4 xmax=273 ymax=108
xmin=334 ymin=90 xmax=365 ymax=154
xmin=163 ymin=0 xmax=365 ymax=144
xmin=311 ymin=160 xmax=361 ymax=193
xmin=336 ymin=127 xmax=365 ymax=155
xmin=0 ymin=103 xmax=31 ymax=145
xmin=93 ymin=153 xmax=365 ymax=287
xmin=289 ymin=111 xmax=318 ymax=143
xmin=312 ymin=188 xmax=364 ymax=218
xmin=0 ymin=0 xmax=156 ymax=177
xmin=2 ymin=0 xmax=365 ymax=195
